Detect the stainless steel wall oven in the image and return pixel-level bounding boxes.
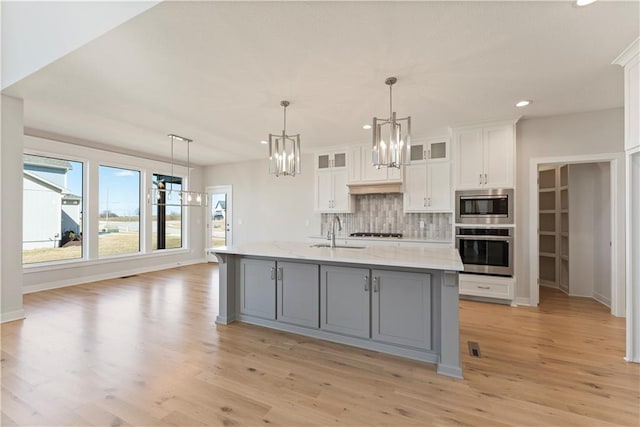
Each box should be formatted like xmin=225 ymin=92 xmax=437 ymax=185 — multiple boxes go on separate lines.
xmin=455 ymin=189 xmax=514 ymax=224
xmin=455 ymin=227 xmax=513 ymax=276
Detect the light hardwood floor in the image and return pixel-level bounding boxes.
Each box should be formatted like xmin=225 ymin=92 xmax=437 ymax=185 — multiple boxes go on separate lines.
xmin=2 ymin=263 xmax=638 ymax=426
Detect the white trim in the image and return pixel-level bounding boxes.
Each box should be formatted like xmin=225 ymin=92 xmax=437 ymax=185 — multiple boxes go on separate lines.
xmin=528 ymin=152 xmax=624 ymax=316
xmin=626 ymin=150 xmax=640 ymax=363
xmin=515 ymin=297 xmax=533 ymax=306
xmin=1 ymin=309 xmax=25 ymax=324
xmin=23 ymin=258 xmax=206 ymax=294
xmin=612 ymin=37 xmax=640 ymax=67
xmin=206 ymin=185 xmax=233 ymax=261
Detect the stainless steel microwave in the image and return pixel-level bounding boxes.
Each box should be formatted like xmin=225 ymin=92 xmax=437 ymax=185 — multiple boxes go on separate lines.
xmin=455 ymin=189 xmax=514 ymax=225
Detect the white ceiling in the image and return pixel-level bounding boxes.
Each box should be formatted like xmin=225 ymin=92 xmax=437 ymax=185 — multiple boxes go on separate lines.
xmin=4 ymin=1 xmax=639 ymax=166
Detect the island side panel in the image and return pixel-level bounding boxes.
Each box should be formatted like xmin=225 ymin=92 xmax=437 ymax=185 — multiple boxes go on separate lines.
xmin=437 ymin=270 xmax=462 ymax=379
xmin=215 ymin=253 xmax=237 ymax=325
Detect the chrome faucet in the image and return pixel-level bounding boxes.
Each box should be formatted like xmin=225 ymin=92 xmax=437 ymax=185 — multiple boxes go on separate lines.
xmin=327 ymin=215 xmax=342 ymax=248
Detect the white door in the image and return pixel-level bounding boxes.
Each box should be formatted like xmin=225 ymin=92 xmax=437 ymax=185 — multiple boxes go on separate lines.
xmin=483 ymin=125 xmax=514 ymax=188
xmin=403 ymin=163 xmax=427 ymax=212
xmin=315 ymin=171 xmax=333 ymax=211
xmin=207 ymin=185 xmax=232 ymax=262
xmin=455 ymin=128 xmax=484 ymax=189
xmin=427 ymin=162 xmax=451 ymax=211
xmin=332 ymin=170 xmax=350 ymax=212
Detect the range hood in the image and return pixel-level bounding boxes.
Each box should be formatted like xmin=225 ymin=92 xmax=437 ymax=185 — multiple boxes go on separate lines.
xmin=347 ymin=182 xmax=403 ymax=195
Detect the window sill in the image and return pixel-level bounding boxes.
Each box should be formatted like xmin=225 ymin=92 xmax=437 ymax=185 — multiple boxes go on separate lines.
xmin=23 ymin=248 xmax=191 ymax=274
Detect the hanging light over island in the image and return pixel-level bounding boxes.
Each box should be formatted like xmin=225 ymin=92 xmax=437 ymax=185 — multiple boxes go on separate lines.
xmin=372 ymin=76 xmax=411 ymax=169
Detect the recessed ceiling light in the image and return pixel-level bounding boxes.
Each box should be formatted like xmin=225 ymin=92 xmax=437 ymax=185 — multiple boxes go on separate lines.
xmin=576 ymin=0 xmax=597 ymax=6
xmin=260 ymin=140 xmax=268 ymax=144
xmin=362 ymin=124 xmax=372 ymax=130
xmin=515 ymin=100 xmax=532 ymax=108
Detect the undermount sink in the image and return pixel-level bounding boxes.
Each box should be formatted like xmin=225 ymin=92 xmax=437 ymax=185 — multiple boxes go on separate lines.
xmin=310 ymin=243 xmax=366 ymax=249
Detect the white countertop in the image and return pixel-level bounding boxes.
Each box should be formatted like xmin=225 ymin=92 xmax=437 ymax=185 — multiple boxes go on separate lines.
xmin=308 ymin=235 xmax=451 ymax=244
xmin=212 ymin=241 xmax=463 ymax=271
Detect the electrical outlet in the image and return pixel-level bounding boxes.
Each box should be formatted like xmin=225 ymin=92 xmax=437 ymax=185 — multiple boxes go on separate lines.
xmin=419 ymin=221 xmax=425 ymax=229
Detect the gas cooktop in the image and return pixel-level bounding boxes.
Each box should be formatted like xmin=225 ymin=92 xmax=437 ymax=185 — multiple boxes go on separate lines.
xmin=349 ymin=232 xmax=403 ymax=238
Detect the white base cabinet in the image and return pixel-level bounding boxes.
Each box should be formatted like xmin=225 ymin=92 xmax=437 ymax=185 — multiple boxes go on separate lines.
xmin=458 ymin=273 xmax=514 ymax=301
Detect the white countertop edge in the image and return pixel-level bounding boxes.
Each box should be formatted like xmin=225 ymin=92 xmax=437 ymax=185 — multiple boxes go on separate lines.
xmin=307 ymin=235 xmax=453 ymax=244
xmin=212 ymin=241 xmax=464 ymax=272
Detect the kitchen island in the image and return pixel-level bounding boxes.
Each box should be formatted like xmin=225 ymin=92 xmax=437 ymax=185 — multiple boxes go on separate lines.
xmin=212 ymin=241 xmax=464 ymax=378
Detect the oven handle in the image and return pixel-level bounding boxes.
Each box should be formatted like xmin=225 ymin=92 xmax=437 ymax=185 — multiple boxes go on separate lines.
xmin=456 ymin=235 xmax=513 ymax=241
xmin=459 ymin=195 xmax=507 ymax=200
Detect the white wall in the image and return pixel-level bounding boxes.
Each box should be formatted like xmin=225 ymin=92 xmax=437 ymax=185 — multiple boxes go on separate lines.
xmin=568 ymin=162 xmax=611 ymax=304
xmin=20 ymin=134 xmax=205 ymax=294
xmin=516 ymin=108 xmax=625 ymax=302
xmin=204 ymin=154 xmax=320 ymax=246
xmin=1 ymin=95 xmax=25 ymax=322
xmin=1 ymin=1 xmax=160 ymax=88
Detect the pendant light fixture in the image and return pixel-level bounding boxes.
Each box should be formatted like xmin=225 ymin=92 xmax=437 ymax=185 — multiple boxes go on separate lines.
xmin=268 ymin=100 xmax=301 ymax=177
xmin=372 ymin=77 xmax=411 ymax=169
xmin=150 ymin=134 xmax=206 ymax=207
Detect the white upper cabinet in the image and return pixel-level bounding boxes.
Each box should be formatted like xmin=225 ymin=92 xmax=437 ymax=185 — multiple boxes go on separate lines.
xmin=410 ymin=138 xmax=449 ymax=162
xmin=453 ymin=122 xmax=516 ymax=190
xmin=403 ymin=161 xmax=451 ymax=212
xmin=316 ymin=150 xmax=347 ymax=170
xmin=348 ymin=144 xmax=402 ymax=184
xmin=314 ymin=149 xmax=353 ymax=213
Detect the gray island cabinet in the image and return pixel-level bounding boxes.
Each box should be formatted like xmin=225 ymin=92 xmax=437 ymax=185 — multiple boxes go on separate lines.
xmin=213 ymin=241 xmax=464 ymax=378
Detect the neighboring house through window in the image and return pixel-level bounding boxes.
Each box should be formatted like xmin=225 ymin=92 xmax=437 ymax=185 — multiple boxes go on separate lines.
xmin=22 ymin=154 xmax=83 ymax=264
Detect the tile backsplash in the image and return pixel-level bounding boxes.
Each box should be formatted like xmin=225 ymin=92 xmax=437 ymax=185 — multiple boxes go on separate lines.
xmin=320 ymin=194 xmax=452 ymax=241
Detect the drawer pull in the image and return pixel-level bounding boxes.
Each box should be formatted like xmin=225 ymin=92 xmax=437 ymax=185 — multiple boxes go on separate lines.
xmin=477 ymin=285 xmax=491 ymax=290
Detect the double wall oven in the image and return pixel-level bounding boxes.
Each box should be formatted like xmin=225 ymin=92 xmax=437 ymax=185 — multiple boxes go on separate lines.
xmin=455 ymin=189 xmax=514 ymax=277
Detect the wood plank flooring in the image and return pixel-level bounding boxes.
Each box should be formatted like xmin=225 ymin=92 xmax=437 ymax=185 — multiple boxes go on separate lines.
xmin=2 ymin=263 xmax=638 ymax=426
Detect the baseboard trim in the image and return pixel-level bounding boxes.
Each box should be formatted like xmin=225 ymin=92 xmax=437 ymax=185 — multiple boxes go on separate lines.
xmin=593 ymin=292 xmax=612 ymax=308
xmin=23 ymin=258 xmax=206 ymax=294
xmin=1 ymin=309 xmax=25 ymax=323
xmin=515 ymin=297 xmax=533 ymax=307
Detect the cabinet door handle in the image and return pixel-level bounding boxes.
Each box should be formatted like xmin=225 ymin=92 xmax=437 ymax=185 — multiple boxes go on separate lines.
xmin=427 ymin=149 xmax=431 ymax=159
xmin=364 ymin=275 xmax=369 ymax=292
xmin=373 ymin=277 xmax=379 ymax=293
xmin=277 ymin=267 xmax=283 ymax=281
xmin=484 ymin=173 xmax=487 ymax=184
xmin=423 ymin=197 xmax=426 ymax=207
xmin=479 ymin=174 xmax=483 ymax=185
xmin=270 ymin=267 xmax=276 ymax=280
xmin=477 ymin=285 xmax=491 ymax=290
xmin=423 ymin=150 xmax=426 ymax=160
xmin=428 ymin=197 xmax=431 ymax=207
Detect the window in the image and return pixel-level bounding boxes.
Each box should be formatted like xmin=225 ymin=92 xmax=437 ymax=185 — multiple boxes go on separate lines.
xmin=152 ymin=174 xmax=183 ymax=250
xmin=98 ymin=166 xmax=140 ymax=257
xmin=23 ymin=154 xmax=84 ymax=264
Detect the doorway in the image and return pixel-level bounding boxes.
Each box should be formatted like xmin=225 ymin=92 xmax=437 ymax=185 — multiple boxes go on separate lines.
xmin=529 ymin=153 xmax=624 ymax=317
xmin=207 ymin=185 xmax=232 ymax=262
xmin=537 ymin=162 xmax=611 ymax=307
